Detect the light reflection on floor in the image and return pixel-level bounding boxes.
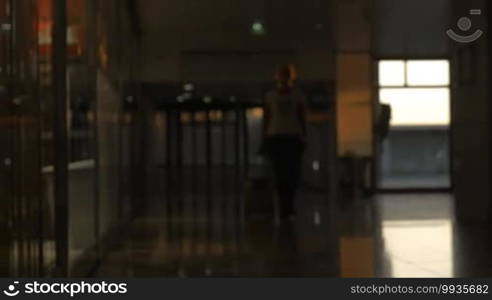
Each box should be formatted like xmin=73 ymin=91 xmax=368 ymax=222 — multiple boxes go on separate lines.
xmin=380 ymin=174 xmax=450 ymax=189
xmin=377 ymin=194 xmax=454 ymax=277
xmin=381 ymin=219 xmax=453 ymax=277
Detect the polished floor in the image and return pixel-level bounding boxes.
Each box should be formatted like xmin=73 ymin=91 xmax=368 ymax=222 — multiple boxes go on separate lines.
xmin=380 ymin=174 xmax=451 ymax=189
xmin=94 ymin=167 xmax=492 ymax=277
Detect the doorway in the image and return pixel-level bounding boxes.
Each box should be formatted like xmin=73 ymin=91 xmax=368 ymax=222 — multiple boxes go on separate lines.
xmin=377 ymin=59 xmax=451 ymax=190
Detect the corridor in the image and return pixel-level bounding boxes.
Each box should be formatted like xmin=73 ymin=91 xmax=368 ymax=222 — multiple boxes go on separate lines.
xmin=2 ymin=0 xmax=492 ymax=279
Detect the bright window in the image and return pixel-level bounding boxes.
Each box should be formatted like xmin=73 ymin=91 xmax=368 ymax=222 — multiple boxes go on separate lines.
xmin=380 ymin=88 xmax=450 ymax=126
xmin=378 ymin=60 xmax=450 ymax=127
xmin=378 ymin=60 xmax=405 ymax=86
xmin=406 ymin=60 xmax=450 ymax=86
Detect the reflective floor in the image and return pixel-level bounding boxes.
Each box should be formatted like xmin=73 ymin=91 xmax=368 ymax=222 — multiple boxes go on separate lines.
xmin=94 ymin=167 xmax=492 ymax=277
xmin=376 ymin=194 xmax=453 ymax=277
xmin=380 ymin=174 xmax=451 ymax=190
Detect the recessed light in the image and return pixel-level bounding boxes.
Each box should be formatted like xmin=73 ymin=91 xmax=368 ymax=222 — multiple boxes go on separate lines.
xmin=251 ymin=20 xmax=265 ymax=36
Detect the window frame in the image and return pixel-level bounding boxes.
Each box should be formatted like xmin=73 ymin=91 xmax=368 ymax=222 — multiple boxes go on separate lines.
xmin=379 ymin=59 xmax=450 ymax=89
xmin=378 ymin=59 xmax=451 ymax=127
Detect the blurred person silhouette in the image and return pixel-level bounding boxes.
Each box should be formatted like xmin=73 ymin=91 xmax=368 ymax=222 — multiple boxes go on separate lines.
xmin=376 ymin=103 xmax=391 ymax=144
xmin=262 ymin=64 xmax=307 ymax=220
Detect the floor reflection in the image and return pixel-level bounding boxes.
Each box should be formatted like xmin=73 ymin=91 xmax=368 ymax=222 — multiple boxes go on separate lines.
xmin=376 ymin=194 xmax=454 ymax=278
xmin=94 ymin=169 xmax=492 ymax=278
xmin=380 ymin=174 xmax=450 ymax=189
xmin=95 ymin=167 xmax=338 ymax=277
xmin=381 ymin=219 xmax=453 ymax=277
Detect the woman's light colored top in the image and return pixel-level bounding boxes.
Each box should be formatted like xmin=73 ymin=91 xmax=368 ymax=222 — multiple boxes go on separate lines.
xmin=264 ymin=89 xmax=306 ymax=137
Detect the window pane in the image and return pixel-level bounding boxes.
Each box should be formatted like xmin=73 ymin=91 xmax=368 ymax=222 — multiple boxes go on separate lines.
xmin=406 ymin=60 xmax=450 ymax=86
xmin=380 ymin=88 xmax=450 ymax=126
xmin=379 ymin=60 xmax=405 ymax=86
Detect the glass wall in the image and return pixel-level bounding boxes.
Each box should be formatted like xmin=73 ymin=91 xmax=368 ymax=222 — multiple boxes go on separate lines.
xmin=0 ymin=0 xmax=143 ymax=277
xmin=65 ymin=0 xmax=98 ymax=274
xmin=0 ymin=0 xmax=54 ymax=276
xmin=65 ymin=0 xmax=142 ymax=275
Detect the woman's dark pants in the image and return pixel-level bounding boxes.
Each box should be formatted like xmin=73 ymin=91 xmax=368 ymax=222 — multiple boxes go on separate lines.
xmin=265 ymin=135 xmax=304 ymax=218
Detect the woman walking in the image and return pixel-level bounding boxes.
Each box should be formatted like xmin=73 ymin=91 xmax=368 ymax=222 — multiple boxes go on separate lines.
xmin=263 ymin=64 xmax=307 ymax=220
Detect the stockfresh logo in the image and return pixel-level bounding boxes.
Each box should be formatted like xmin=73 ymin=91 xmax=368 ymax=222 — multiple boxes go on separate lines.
xmin=3 ymin=281 xmax=20 ymax=297
xmin=3 ymin=281 xmax=127 ymax=298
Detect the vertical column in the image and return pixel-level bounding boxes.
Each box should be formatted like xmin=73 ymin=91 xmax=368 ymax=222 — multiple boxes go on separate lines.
xmin=336 ymin=54 xmax=373 ymax=158
xmin=242 ymin=108 xmax=249 ymax=173
xmin=333 ymin=0 xmax=375 ymax=197
xmin=234 ymin=107 xmax=240 ymax=172
xmin=191 ymin=111 xmax=197 ymax=166
xmin=166 ymin=109 xmax=172 ymax=167
xmin=221 ymin=110 xmax=227 ymax=167
xmin=206 ymin=109 xmax=212 ymax=168
xmin=451 ymin=0 xmax=491 ymax=223
xmin=53 ymin=0 xmax=68 ymax=276
xmin=177 ymin=110 xmax=183 ymax=168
